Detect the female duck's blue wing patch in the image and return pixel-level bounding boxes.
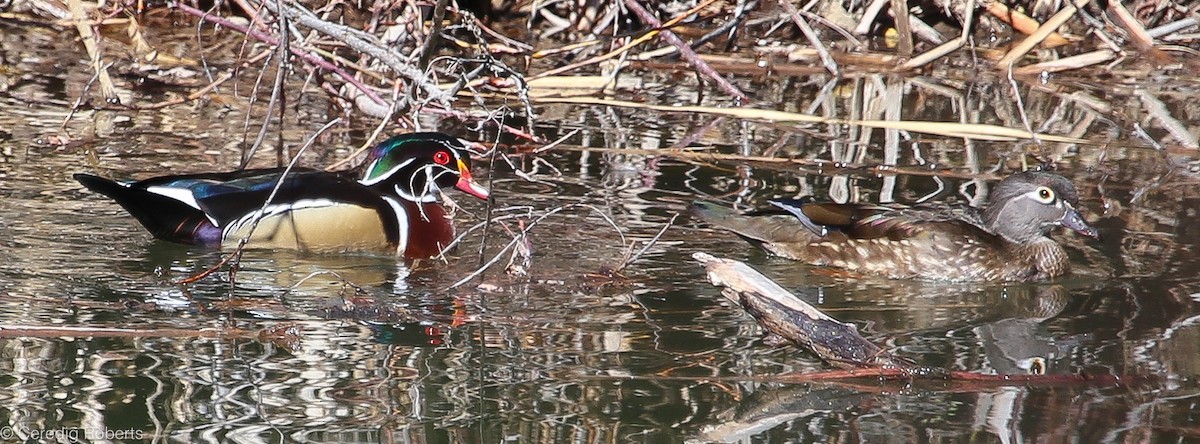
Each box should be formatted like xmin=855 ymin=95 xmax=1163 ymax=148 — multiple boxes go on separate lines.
xmin=762 ymin=198 xmax=992 ymax=242
xmin=768 ymin=198 xmax=831 ymax=236
xmin=767 ymin=198 xmax=897 ymax=239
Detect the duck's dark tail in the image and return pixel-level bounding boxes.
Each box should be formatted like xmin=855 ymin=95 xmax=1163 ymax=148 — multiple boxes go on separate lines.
xmin=689 ymin=201 xmax=816 ymax=247
xmin=74 ymin=173 xmax=219 ymax=245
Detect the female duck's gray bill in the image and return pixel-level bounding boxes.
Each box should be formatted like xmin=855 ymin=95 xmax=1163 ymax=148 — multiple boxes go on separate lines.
xmin=1061 ymin=207 xmax=1100 ymax=240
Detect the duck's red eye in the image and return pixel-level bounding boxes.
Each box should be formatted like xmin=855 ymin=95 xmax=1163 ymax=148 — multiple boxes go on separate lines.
xmin=433 ymin=151 xmax=451 ymax=165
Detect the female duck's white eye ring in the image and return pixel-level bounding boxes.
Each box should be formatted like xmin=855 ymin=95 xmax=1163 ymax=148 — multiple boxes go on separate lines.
xmin=1033 ymin=186 xmax=1055 ymax=204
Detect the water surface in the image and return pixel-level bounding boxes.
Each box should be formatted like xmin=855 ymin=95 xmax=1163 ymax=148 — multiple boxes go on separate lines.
xmin=2 ymin=18 xmax=1199 ymax=444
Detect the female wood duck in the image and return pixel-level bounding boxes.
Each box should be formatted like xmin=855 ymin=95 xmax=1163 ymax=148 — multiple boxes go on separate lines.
xmin=74 ymin=132 xmax=490 ymax=259
xmin=691 ymin=171 xmax=1100 ymax=282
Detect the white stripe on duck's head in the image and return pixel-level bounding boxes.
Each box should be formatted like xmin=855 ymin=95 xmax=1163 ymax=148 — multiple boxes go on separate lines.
xmin=358 ymin=132 xmax=491 ymax=203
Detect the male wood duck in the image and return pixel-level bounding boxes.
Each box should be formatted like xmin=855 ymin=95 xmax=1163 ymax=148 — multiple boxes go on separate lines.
xmin=691 ymin=171 xmax=1100 ymax=282
xmin=74 ymin=132 xmax=490 ymax=259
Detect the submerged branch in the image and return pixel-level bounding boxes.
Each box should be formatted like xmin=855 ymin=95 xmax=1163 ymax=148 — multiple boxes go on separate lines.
xmin=695 ymin=252 xmax=905 ymax=369
xmin=693 ymin=252 xmax=1137 ymax=384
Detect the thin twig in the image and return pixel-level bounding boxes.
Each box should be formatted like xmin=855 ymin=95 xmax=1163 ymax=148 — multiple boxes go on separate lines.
xmin=328 ymin=85 xmax=404 ymax=172
xmin=173 ymin=2 xmax=387 ymax=106
xmin=127 ymin=72 xmax=235 ymax=110
xmin=984 ymin=2 xmax=1071 ymax=47
xmin=1107 ymin=0 xmax=1159 ymax=53
xmin=778 ymin=0 xmax=839 ymax=76
xmin=889 ymin=0 xmax=913 ymax=56
xmin=447 ymin=204 xmax=628 ymax=289
xmin=532 ymin=0 xmax=718 ymax=81
xmin=256 ymin=0 xmax=451 ymax=104
xmin=789 ymin=7 xmax=865 ymax=50
xmin=476 ymin=132 xmax=500 ymax=270
xmin=1012 ymin=49 xmax=1116 ymax=75
xmin=897 ymin=0 xmax=974 ymax=70
xmin=241 ymin=15 xmax=291 ymax=169
xmin=68 ymin=0 xmax=118 ymax=103
xmin=621 ymin=0 xmax=748 ymax=102
xmin=996 ymin=0 xmax=1090 ymax=69
xmin=61 ymin=61 xmax=110 ymax=129
xmin=533 ymin=129 xmax=580 ymax=153
xmin=690 ymin=0 xmax=757 ymax=51
xmin=437 ymin=211 xmax=530 ymax=259
xmin=419 ymin=0 xmax=451 ymax=69
xmin=614 ymin=213 xmax=678 ymax=273
xmin=174 ymin=118 xmax=343 ymax=286
xmin=1006 ymin=65 xmax=1039 ymax=145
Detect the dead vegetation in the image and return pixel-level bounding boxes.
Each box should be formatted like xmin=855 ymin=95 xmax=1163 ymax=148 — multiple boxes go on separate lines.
xmin=3 ymin=0 xmax=1196 ymax=145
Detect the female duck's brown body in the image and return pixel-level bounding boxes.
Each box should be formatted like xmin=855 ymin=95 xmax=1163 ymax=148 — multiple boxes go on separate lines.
xmin=692 ymin=171 xmax=1100 ymax=282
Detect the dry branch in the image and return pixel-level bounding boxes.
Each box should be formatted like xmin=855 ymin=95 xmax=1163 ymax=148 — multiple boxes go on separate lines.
xmin=622 ymin=0 xmax=749 ymax=102
xmin=537 ymin=96 xmax=1087 ymax=143
xmin=255 ymin=0 xmax=451 ymax=105
xmin=888 ymin=0 xmax=913 ymax=56
xmin=694 ymin=252 xmax=906 ymax=369
xmin=174 ymin=3 xmax=387 ymax=107
xmin=779 ymin=0 xmax=839 ymax=75
xmin=530 ymin=0 xmax=715 ymax=81
xmin=897 ymin=0 xmax=974 ymax=70
xmin=1012 ymin=49 xmax=1117 ymax=75
xmin=446 ymin=204 xmax=629 ymax=289
xmin=68 ymin=0 xmax=117 ymax=103
xmin=996 ymin=0 xmax=1091 ymax=69
xmin=1107 ymin=0 xmax=1159 ymax=54
xmin=693 ymin=253 xmax=1137 ymax=386
xmin=984 ymin=2 xmax=1072 ymax=47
